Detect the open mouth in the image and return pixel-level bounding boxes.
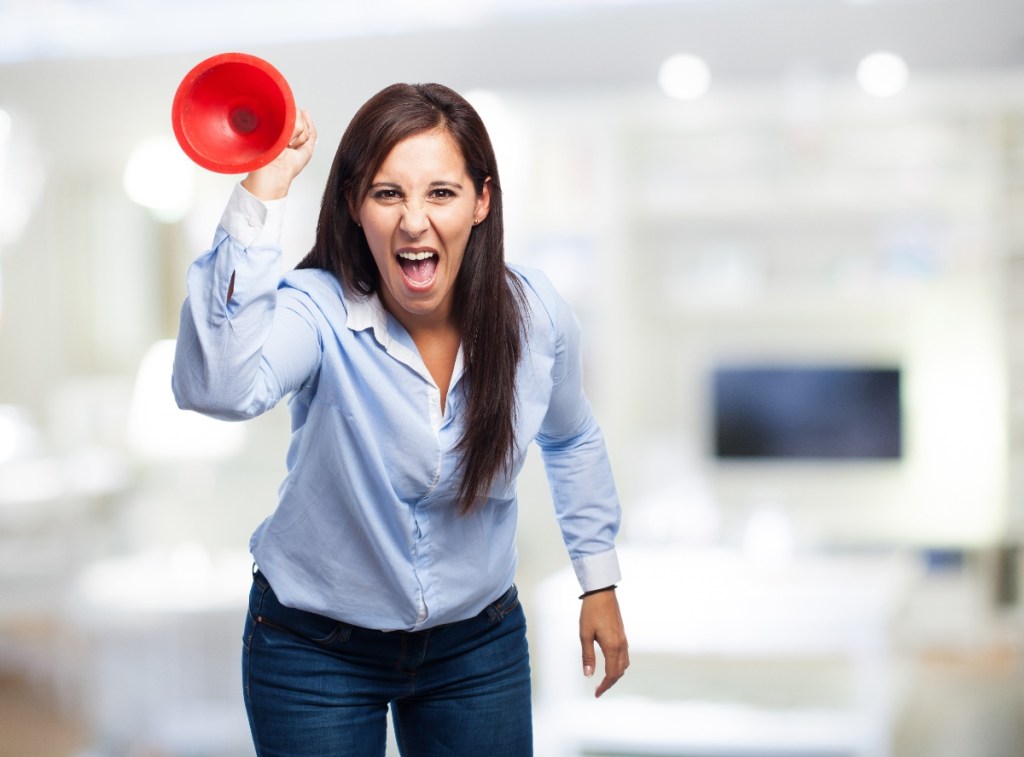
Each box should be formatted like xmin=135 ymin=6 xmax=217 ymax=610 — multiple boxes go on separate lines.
xmin=397 ymin=249 xmax=439 ymax=287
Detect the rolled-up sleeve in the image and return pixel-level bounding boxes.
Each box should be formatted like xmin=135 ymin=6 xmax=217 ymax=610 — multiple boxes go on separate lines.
xmin=172 ymin=183 xmax=321 ymax=420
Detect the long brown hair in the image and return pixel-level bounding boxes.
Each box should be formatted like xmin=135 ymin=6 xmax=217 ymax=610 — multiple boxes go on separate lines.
xmin=297 ymin=83 xmax=526 ymax=515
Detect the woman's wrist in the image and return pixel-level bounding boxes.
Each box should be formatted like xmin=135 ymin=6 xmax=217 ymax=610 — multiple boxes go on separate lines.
xmin=579 ymin=585 xmax=617 ymax=600
xmin=241 ymin=169 xmax=292 ymax=201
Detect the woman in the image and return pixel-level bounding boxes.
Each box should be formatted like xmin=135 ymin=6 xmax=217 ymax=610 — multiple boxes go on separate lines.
xmin=173 ymin=82 xmax=628 ymax=756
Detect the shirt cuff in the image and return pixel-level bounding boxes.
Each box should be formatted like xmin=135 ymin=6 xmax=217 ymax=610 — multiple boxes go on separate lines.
xmin=571 ymin=548 xmax=622 ymax=594
xmin=220 ymin=182 xmax=288 ymax=249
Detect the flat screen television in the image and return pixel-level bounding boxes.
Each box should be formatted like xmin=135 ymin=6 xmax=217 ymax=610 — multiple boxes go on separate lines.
xmin=712 ymin=364 xmax=903 ymax=460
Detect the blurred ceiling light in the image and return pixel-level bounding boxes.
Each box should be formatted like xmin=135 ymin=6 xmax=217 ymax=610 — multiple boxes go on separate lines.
xmin=658 ymin=53 xmax=711 ymax=101
xmin=123 ymin=135 xmax=196 ymax=223
xmin=856 ymin=51 xmax=909 ymax=97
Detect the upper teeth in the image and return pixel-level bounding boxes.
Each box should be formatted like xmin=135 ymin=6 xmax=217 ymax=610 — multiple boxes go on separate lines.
xmin=399 ymin=251 xmax=435 ymax=261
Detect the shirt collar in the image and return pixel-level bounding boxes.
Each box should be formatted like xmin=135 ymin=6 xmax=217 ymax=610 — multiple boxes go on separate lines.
xmin=344 ymin=286 xmax=465 ymax=423
xmin=345 ymin=289 xmax=389 ymax=345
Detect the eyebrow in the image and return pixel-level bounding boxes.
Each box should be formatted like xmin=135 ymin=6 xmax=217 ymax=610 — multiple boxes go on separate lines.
xmin=368 ymin=180 xmax=465 ymax=191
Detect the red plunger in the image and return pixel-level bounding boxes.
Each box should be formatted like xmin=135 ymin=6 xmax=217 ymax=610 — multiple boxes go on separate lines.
xmin=171 ymin=52 xmax=296 ymax=174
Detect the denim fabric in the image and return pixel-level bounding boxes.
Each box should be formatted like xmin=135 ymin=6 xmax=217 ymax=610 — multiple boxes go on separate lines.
xmin=242 ymin=570 xmax=533 ymax=756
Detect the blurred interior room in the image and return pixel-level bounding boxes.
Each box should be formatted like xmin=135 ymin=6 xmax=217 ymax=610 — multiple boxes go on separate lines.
xmin=1 ymin=0 xmax=1023 ymax=755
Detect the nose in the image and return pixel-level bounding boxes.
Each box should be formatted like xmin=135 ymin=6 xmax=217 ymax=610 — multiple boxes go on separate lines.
xmin=399 ymin=202 xmax=429 ymax=238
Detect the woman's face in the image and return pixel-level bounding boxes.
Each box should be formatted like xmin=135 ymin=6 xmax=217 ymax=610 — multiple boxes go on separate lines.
xmin=355 ymin=128 xmax=490 ymax=331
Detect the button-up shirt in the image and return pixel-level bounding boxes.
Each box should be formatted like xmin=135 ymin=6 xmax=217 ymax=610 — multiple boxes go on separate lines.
xmin=172 ymin=184 xmax=621 ymax=631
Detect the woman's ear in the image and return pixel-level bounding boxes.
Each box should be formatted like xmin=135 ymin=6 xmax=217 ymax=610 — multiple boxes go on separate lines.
xmin=474 ymin=177 xmax=492 ymax=225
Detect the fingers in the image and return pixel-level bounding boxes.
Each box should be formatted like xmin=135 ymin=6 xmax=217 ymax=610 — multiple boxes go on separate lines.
xmin=594 ymin=640 xmax=629 ymax=698
xmin=243 ymin=109 xmax=316 ymax=200
xmin=579 ymin=590 xmax=630 ymax=698
xmin=581 ymin=638 xmax=597 ymax=679
xmin=288 ymin=109 xmax=317 ymax=150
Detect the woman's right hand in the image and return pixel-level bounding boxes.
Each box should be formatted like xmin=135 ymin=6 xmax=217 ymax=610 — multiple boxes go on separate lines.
xmin=241 ymin=108 xmax=317 ymax=201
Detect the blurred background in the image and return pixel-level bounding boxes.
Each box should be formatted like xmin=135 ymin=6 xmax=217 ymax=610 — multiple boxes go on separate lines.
xmin=1 ymin=0 xmax=1023 ymax=755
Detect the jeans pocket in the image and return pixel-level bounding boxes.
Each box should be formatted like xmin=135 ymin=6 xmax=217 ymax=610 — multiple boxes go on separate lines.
xmin=485 ymin=584 xmax=520 ymax=625
xmin=250 ymin=571 xmax=352 ymax=646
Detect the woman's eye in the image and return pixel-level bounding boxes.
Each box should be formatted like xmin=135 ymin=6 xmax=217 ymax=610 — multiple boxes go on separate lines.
xmin=430 ymin=188 xmax=455 ymax=200
xmin=373 ymin=189 xmax=402 ymax=201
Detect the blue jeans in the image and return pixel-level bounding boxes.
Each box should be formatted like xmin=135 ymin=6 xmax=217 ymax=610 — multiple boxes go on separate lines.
xmin=242 ymin=570 xmax=533 ymax=756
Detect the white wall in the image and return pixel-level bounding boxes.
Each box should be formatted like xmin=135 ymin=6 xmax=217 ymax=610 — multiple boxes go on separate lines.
xmin=506 ymin=81 xmax=1019 ymax=550
xmin=1 ymin=32 xmax=1022 ymax=560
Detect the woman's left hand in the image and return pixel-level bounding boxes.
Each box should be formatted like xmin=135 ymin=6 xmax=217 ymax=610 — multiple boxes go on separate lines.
xmin=579 ymin=589 xmax=629 ymax=697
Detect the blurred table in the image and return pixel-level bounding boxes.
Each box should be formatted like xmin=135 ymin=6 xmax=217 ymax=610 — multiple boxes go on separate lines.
xmin=0 ymin=448 xmax=130 ymax=684
xmin=533 ymin=545 xmax=920 ymax=757
xmin=65 ymin=546 xmax=254 ymax=757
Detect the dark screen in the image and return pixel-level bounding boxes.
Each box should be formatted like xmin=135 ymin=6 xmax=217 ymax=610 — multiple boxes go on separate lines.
xmin=713 ymin=366 xmax=902 ymax=459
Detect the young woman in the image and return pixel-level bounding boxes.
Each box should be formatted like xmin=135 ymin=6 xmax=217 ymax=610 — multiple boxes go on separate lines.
xmin=172 ymin=82 xmax=628 ymax=756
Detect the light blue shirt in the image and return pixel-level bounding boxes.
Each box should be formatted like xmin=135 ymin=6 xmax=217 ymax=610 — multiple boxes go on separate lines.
xmin=172 ymin=184 xmax=621 ymax=631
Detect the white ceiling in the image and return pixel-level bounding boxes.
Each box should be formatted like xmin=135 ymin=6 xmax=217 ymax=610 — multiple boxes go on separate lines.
xmin=1 ymin=0 xmax=1022 ymax=84
xmin=0 ymin=0 xmax=1021 ymax=176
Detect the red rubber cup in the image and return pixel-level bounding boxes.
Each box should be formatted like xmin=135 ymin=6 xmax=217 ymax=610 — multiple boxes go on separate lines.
xmin=171 ymin=52 xmax=296 ymax=174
